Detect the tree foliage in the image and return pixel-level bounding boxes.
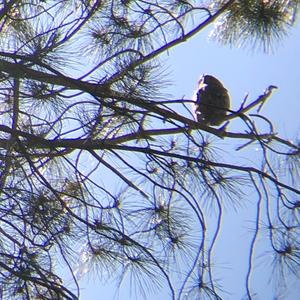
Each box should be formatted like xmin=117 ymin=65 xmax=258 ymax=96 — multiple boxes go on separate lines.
xmin=0 ymin=1 xmax=299 ymax=299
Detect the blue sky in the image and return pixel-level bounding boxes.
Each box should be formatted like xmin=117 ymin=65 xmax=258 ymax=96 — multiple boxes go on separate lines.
xmin=77 ymin=18 xmax=300 ymax=300
xmin=169 ymin=23 xmax=300 ymax=135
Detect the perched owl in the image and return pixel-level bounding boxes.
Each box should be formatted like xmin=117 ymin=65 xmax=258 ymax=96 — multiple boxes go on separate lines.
xmin=194 ymin=75 xmax=230 ymax=126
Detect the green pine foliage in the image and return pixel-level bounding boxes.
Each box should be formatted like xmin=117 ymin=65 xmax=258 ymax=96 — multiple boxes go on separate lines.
xmin=0 ymin=1 xmax=299 ymax=299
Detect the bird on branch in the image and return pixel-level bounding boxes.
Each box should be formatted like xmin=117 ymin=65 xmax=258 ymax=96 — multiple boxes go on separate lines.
xmin=194 ymin=75 xmax=230 ymax=126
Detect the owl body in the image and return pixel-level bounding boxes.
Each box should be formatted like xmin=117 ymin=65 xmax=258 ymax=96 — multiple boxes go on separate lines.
xmin=195 ymin=75 xmax=230 ymax=126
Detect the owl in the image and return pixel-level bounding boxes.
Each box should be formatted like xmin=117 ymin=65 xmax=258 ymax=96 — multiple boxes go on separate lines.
xmin=194 ymin=75 xmax=230 ymax=126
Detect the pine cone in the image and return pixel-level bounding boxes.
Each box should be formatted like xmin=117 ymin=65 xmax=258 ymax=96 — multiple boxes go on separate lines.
xmin=195 ymin=75 xmax=230 ymax=126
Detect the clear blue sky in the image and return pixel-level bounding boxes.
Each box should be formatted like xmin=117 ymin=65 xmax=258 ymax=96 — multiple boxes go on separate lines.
xmin=78 ymin=19 xmax=300 ymax=300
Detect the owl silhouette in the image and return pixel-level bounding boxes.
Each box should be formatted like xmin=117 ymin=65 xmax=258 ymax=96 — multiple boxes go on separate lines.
xmin=194 ymin=75 xmax=230 ymax=126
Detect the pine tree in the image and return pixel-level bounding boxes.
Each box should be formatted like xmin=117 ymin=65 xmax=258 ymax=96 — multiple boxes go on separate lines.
xmin=0 ymin=1 xmax=299 ymax=299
